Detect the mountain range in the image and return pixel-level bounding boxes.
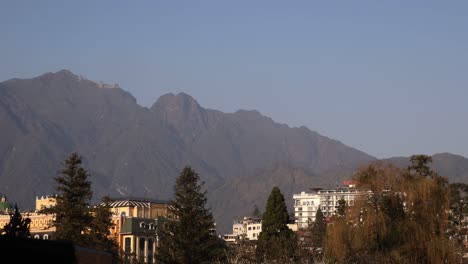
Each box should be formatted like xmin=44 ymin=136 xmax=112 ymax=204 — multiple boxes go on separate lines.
xmin=0 ymin=70 xmax=466 ymax=233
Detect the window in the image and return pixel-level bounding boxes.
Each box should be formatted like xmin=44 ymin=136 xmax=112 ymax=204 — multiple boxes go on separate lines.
xmin=139 ymin=238 xmax=145 ymax=255
xmin=43 ymin=234 xmax=49 ymax=240
xmin=34 ymin=235 xmax=40 ymax=239
xmin=248 ymin=227 xmax=251 ymax=230
xmin=298 ymin=207 xmax=302 ymax=211
xmin=253 ymin=233 xmax=256 ymax=237
xmin=148 ymin=239 xmax=154 ymax=264
xmin=125 ymin=237 xmax=131 ymax=253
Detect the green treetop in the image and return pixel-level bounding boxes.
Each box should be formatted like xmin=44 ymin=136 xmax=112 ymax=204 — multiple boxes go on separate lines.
xmin=257 ymin=186 xmax=297 ymax=263
xmin=157 ymin=166 xmax=225 ymax=264
xmin=45 ymin=152 xmax=93 ymax=247
xmin=311 ymin=208 xmax=326 ymax=248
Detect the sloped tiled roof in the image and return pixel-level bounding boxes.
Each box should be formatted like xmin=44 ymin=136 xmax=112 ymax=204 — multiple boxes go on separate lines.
xmin=106 ymin=198 xmax=169 ymax=208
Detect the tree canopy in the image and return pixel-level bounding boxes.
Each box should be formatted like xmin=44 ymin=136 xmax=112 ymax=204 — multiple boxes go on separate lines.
xmin=46 ymin=152 xmax=93 ymax=246
xmin=1 ymin=204 xmax=31 ymax=238
xmin=157 ymin=166 xmax=225 ymax=264
xmin=256 ymin=186 xmax=297 ymax=263
xmin=324 ymin=157 xmax=457 ymax=263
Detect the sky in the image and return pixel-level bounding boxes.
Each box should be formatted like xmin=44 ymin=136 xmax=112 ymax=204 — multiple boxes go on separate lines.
xmin=1 ymin=1 xmax=467 ymax=159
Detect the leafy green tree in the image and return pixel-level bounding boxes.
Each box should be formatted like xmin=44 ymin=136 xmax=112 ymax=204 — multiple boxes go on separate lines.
xmin=44 ymin=152 xmax=93 ymax=246
xmin=257 ymin=187 xmax=297 ymax=263
xmin=311 ymin=208 xmax=326 ymax=248
xmin=90 ymin=196 xmax=119 ymax=259
xmin=157 ymin=166 xmax=226 ymax=264
xmin=1 ymin=204 xmax=31 ymax=238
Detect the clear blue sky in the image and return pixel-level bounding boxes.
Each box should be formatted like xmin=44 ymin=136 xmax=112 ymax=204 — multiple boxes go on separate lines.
xmin=1 ymin=1 xmax=467 ymax=159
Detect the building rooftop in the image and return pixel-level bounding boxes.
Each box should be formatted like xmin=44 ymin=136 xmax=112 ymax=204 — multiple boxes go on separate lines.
xmin=106 ymin=197 xmax=169 ymax=208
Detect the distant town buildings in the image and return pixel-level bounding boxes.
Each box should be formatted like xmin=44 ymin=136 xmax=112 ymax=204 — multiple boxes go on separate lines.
xmin=223 ymin=216 xmax=262 ymax=243
xmin=293 ymin=182 xmax=363 ymax=229
xmin=0 ymin=194 xmax=172 ymax=263
xmin=223 ymin=216 xmax=297 ymax=243
xmin=0 ymin=195 xmax=56 ymax=240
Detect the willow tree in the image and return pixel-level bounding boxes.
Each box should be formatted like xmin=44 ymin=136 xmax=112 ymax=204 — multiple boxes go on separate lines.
xmin=324 ymin=156 xmax=457 ymax=263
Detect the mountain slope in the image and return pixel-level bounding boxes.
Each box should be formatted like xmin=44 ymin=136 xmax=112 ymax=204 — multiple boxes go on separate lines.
xmin=0 ymin=70 xmax=382 ymax=233
xmin=384 ymin=153 xmax=468 ymax=183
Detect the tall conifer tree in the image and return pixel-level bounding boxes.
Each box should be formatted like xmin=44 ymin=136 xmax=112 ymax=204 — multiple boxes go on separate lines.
xmin=311 ymin=208 xmax=326 ymax=248
xmin=257 ymin=187 xmax=297 ymax=263
xmin=90 ymin=196 xmax=119 ymax=259
xmin=157 ymin=166 xmax=225 ymax=264
xmin=48 ymin=153 xmax=93 ymax=246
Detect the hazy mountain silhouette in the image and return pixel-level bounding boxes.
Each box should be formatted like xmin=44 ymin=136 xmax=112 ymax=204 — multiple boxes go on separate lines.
xmin=1 ymin=70 xmax=465 ymax=232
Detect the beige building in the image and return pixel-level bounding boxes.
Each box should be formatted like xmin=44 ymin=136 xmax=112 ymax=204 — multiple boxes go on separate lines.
xmin=1 ymin=195 xmax=173 ymax=263
xmin=107 ymin=198 xmax=171 ymax=264
xmin=0 ymin=195 xmax=56 ymax=239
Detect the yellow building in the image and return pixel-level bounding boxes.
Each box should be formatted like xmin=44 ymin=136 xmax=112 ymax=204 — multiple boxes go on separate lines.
xmin=1 ymin=195 xmax=172 ymax=263
xmin=35 ymin=195 xmax=57 ymax=211
xmin=107 ymin=198 xmax=171 ymax=264
xmin=0 ymin=195 xmax=56 ymax=240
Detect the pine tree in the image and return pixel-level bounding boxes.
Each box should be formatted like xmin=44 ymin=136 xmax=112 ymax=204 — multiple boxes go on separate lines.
xmin=311 ymin=208 xmax=326 ymax=248
xmin=46 ymin=152 xmax=93 ymax=246
xmin=90 ymin=196 xmax=119 ymax=259
xmin=1 ymin=204 xmax=31 ymax=238
xmin=157 ymin=166 xmax=225 ymax=264
xmin=252 ymin=204 xmax=262 ymax=219
xmin=257 ymin=187 xmax=297 ymax=263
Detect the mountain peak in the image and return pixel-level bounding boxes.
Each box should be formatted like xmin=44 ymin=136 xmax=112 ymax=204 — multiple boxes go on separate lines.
xmin=55 ymin=69 xmax=76 ymax=76
xmin=151 ymin=92 xmax=202 ymax=113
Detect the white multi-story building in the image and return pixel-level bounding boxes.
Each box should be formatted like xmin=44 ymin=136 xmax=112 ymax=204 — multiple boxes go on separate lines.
xmin=293 ymin=185 xmax=363 ymax=229
xmin=224 ymin=217 xmax=262 ymax=242
xmin=223 ymin=216 xmax=298 ymax=243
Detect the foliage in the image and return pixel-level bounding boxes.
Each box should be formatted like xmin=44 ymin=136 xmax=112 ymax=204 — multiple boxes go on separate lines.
xmin=311 ymin=208 xmax=326 ymax=248
xmin=43 ymin=152 xmax=119 ymax=259
xmin=408 ymin=154 xmax=433 ymax=177
xmin=252 ymin=204 xmax=262 ymax=219
xmin=157 ymin=166 xmax=226 ymax=264
xmin=1 ymin=204 xmax=31 ymax=238
xmin=448 ymin=183 xmax=468 ymax=259
xmin=256 ymin=186 xmax=297 ymax=263
xmin=90 ymin=196 xmax=119 ymax=260
xmin=43 ymin=152 xmax=93 ymax=246
xmin=225 ymin=240 xmax=257 ymax=264
xmin=324 ymin=156 xmax=457 ymax=263
xmin=335 ymin=199 xmax=346 ymax=218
